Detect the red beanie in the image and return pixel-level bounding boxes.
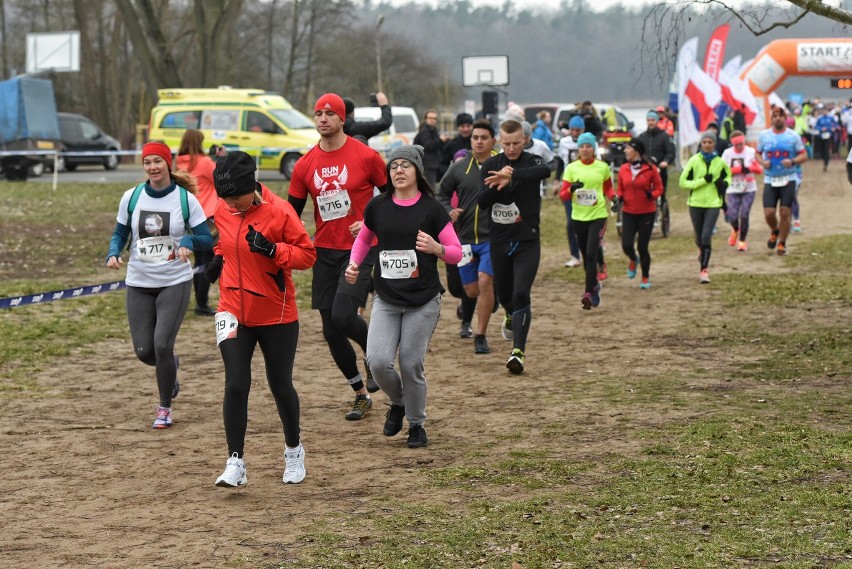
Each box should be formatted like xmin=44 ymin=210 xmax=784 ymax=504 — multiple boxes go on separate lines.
xmin=142 ymin=141 xmax=173 ymax=170
xmin=314 ymin=93 xmax=345 ymax=120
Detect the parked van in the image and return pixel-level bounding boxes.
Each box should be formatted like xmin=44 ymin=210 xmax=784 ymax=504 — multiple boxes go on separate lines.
xmin=523 ymin=102 xmax=636 ymax=138
xmin=148 ymin=87 xmax=319 ymax=179
xmin=352 ymin=106 xmax=418 ymax=158
xmin=56 ymin=112 xmax=121 ymax=171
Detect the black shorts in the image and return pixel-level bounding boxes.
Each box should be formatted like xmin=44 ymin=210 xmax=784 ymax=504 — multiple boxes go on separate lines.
xmin=762 ymin=180 xmax=796 ymax=209
xmin=311 ymin=247 xmax=375 ymax=310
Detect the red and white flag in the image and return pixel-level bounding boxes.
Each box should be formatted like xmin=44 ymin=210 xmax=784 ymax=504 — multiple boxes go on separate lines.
xmin=685 ymin=64 xmax=722 ymax=131
xmin=718 ymin=58 xmax=758 ymax=125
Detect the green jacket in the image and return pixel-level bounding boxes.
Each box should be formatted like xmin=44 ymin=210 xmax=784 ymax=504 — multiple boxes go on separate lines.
xmin=679 ymin=152 xmax=732 ymax=208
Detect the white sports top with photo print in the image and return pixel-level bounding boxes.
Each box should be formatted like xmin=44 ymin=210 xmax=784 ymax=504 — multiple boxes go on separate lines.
xmin=115 ymin=186 xmax=206 ymax=288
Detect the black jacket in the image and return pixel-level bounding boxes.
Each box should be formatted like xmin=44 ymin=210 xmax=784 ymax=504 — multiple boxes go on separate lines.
xmin=477 ymin=151 xmax=550 ymax=243
xmin=344 ymin=105 xmax=392 ymax=142
xmin=413 ymin=124 xmax=444 ymax=172
xmin=637 ymin=127 xmax=676 ymax=166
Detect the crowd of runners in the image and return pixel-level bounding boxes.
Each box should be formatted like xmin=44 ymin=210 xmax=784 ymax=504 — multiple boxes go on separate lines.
xmin=105 ymin=94 xmax=847 ymax=488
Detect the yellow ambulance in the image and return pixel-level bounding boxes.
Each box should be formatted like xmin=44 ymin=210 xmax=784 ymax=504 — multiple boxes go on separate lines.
xmin=148 ymin=87 xmax=319 ymax=179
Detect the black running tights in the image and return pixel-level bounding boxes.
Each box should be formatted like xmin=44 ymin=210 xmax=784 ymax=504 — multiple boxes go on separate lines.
xmin=220 ymin=321 xmax=301 ymax=455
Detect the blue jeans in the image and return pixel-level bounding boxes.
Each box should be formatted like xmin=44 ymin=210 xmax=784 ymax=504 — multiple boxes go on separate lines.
xmin=366 ymin=293 xmax=441 ymax=426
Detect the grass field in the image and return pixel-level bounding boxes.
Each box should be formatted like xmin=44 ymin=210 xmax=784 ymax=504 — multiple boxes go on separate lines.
xmin=1 ymin=173 xmax=850 ymax=568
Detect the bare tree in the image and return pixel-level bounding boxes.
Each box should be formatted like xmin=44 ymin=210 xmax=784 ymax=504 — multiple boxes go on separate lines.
xmin=641 ymin=0 xmax=852 ymax=85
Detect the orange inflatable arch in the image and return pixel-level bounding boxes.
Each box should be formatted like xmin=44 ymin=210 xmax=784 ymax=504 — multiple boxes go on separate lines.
xmin=740 ymin=38 xmax=852 ymax=131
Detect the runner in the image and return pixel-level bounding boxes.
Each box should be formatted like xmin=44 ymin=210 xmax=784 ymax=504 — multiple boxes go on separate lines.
xmin=755 ymin=106 xmax=807 ymax=256
xmin=438 ymin=120 xmax=498 ymax=354
xmin=207 ymin=152 xmax=317 ymax=488
xmin=175 ymin=128 xmax=219 ymax=316
xmin=288 ymin=93 xmax=388 ymax=420
xmin=105 ymin=141 xmax=213 ymax=428
xmin=561 ymin=132 xmax=616 ymax=308
xmin=556 ymin=115 xmax=586 ymax=267
xmin=720 ymin=130 xmax=762 ymax=252
xmin=345 ymin=145 xmax=462 ymax=448
xmin=479 ymin=119 xmax=551 ymax=374
xmin=679 ymin=131 xmax=731 ymax=283
xmin=615 ymin=138 xmax=663 ymax=288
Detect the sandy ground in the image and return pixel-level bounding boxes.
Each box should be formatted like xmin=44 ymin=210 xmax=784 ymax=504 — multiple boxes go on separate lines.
xmin=1 ymin=160 xmax=850 ymax=568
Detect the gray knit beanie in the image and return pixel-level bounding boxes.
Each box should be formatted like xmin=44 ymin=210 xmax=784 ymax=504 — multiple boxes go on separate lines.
xmin=700 ymin=130 xmax=717 ymax=144
xmin=387 ymin=144 xmax=425 ymax=177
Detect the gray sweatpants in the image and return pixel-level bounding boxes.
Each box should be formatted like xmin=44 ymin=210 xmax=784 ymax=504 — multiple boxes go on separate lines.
xmin=126 ymin=280 xmax=192 ymax=408
xmin=366 ymin=293 xmax=441 ymax=426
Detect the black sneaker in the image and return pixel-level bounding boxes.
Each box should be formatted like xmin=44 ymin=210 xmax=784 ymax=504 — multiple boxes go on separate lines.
xmin=364 ymin=359 xmax=379 ymax=393
xmin=767 ymin=229 xmax=780 ymax=249
xmin=383 ymin=404 xmax=406 ymax=436
xmin=194 ymin=305 xmax=216 ymax=316
xmin=345 ymin=394 xmax=373 ymax=420
xmin=407 ymin=424 xmax=428 ymax=448
xmin=474 ymin=334 xmax=490 ymax=354
xmin=459 ymin=321 xmax=473 ymax=338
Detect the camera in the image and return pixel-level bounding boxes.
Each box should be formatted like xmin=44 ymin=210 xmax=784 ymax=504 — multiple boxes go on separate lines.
xmin=370 ymin=93 xmax=379 ymax=107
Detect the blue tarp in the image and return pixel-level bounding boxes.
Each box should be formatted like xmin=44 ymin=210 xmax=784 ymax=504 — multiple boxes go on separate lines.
xmin=0 ymin=77 xmax=61 ymax=144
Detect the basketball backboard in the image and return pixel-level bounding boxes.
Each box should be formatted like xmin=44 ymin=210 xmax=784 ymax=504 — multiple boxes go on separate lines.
xmin=462 ymin=55 xmax=509 ymax=87
xmin=26 ymin=31 xmax=80 ymax=74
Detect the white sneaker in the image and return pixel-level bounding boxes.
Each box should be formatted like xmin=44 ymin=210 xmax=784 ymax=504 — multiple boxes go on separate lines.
xmin=283 ymin=444 xmax=306 ymax=484
xmin=215 ymin=452 xmax=247 ymax=488
xmin=564 ymin=256 xmax=581 ymax=268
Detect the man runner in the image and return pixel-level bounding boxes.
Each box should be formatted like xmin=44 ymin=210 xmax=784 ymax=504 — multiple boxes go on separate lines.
xmin=288 ymin=93 xmax=387 ymax=420
xmin=755 ymin=106 xmax=807 ymax=256
xmin=477 ymin=119 xmax=550 ymax=374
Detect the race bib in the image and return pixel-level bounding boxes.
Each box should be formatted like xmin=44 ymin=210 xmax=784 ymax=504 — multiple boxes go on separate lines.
xmin=316 ymin=189 xmax=351 ymax=222
xmin=215 ymin=311 xmax=239 ymax=345
xmin=574 ymin=189 xmax=598 ymax=206
xmin=769 ymin=175 xmax=789 ymax=188
xmin=820 ymin=131 xmax=831 ymax=140
xmin=731 ymin=178 xmax=747 ymax=192
xmin=379 ymin=249 xmax=418 ymax=279
xmin=491 ymin=202 xmax=521 ymax=224
xmin=136 ymin=236 xmax=176 ymax=263
xmin=457 ymin=244 xmax=473 ymax=267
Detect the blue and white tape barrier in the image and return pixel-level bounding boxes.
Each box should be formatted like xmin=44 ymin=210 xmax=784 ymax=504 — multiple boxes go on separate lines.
xmin=0 ymin=280 xmax=126 ymax=309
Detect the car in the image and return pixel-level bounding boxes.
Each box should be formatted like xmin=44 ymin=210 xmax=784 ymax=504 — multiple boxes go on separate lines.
xmin=523 ymin=102 xmax=636 ymax=138
xmin=57 ymin=112 xmax=121 ymax=171
xmin=352 ymin=106 xmax=419 ymax=159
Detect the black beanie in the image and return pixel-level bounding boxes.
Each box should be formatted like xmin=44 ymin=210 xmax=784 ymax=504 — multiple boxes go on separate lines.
xmin=214 ymin=151 xmax=257 ymax=198
xmin=456 ymin=113 xmax=473 ymax=127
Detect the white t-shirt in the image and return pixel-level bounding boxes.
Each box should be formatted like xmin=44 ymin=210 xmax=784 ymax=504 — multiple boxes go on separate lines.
xmin=721 ymin=146 xmax=759 ymax=194
xmin=116 ymin=185 xmax=207 ymax=288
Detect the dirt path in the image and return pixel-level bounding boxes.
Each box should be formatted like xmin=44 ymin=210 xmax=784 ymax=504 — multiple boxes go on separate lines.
xmin=1 ymin=162 xmax=849 ymax=568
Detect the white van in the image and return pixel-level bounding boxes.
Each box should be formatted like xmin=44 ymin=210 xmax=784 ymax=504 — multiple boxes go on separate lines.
xmin=352 ymin=106 xmax=418 ymax=158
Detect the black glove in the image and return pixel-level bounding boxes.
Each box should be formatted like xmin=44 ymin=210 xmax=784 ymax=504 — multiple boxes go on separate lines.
xmin=570 ymin=181 xmax=584 ymax=192
xmin=715 ymin=179 xmax=728 ymax=194
xmin=205 ymin=255 xmax=223 ymax=283
xmin=721 ymin=201 xmax=728 ymax=213
xmin=610 ymin=196 xmax=621 ymax=213
xmin=644 ymin=190 xmax=654 ymax=201
xmin=246 ymin=225 xmax=276 ymax=258
xmin=704 ymin=173 xmax=714 ymax=183
xmin=741 ymin=166 xmax=751 ymax=174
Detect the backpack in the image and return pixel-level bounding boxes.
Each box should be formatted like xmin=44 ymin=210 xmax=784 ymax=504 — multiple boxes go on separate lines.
xmin=125 ymin=183 xmax=190 ymax=249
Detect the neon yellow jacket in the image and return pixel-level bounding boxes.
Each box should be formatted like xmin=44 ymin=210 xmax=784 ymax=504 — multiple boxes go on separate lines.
xmin=679 ymin=152 xmax=732 ymax=208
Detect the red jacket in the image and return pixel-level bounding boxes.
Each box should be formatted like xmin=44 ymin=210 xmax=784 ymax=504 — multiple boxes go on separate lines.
xmin=175 ymin=154 xmax=218 ymax=218
xmin=616 ymin=161 xmax=664 ymax=215
xmin=214 ymin=184 xmax=317 ymax=326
